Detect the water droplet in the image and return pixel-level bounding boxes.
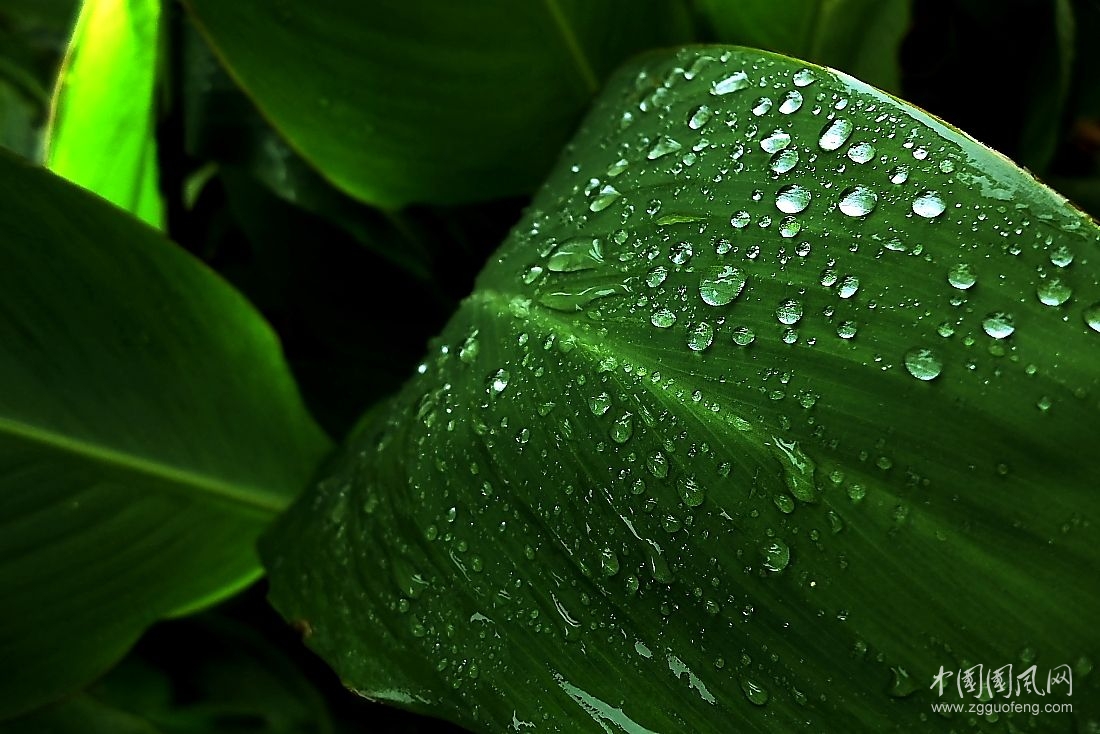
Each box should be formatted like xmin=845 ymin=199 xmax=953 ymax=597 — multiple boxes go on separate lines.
xmin=982 ymin=312 xmax=1015 ymax=339
xmin=688 ymin=322 xmax=715 ymax=351
xmin=610 ymin=413 xmax=634 ymax=443
xmin=760 ymin=129 xmax=791 ymax=153
xmin=523 ymin=265 xmax=544 ymax=285
xmin=837 ymin=275 xmax=860 ymax=299
xmin=459 ymin=332 xmax=480 ymax=363
xmin=1050 ymin=244 xmax=1074 ymax=267
xmin=538 ymin=285 xmax=625 ymax=312
xmin=888 ymin=165 xmax=909 ymax=184
xmin=677 ymin=476 xmax=705 ymax=507
xmin=779 ymin=89 xmax=803 ymax=113
xmin=847 ymin=141 xmax=875 ymax=163
xmin=600 ymin=547 xmax=620 ymax=577
xmin=792 ymin=68 xmax=816 ymax=87
xmin=947 ymin=263 xmax=976 ymax=290
xmin=769 ymin=148 xmax=799 ymax=174
xmin=712 ymin=71 xmax=749 ymax=95
xmin=776 ymin=298 xmax=803 ymax=325
xmin=589 ymin=185 xmax=621 ymax=212
xmin=762 ymin=539 xmax=790 ymax=573
xmin=778 ymin=216 xmax=801 ymax=238
xmin=547 ymin=238 xmax=603 ymax=272
xmin=732 ymin=326 xmax=756 ymax=345
xmin=903 ymin=347 xmax=942 ymax=381
xmin=647 ymin=266 xmax=668 ymax=287
xmin=776 ymin=184 xmax=812 ymax=214
xmin=1083 ymin=303 xmax=1100 ymax=332
xmin=818 ymin=118 xmax=854 ymax=151
xmin=589 ymin=392 xmax=612 ymax=416
xmin=912 ymin=192 xmax=946 ymax=218
xmin=670 ymin=242 xmax=694 ymax=266
xmin=688 ymin=104 xmax=712 ymax=130
xmin=648 ymin=136 xmax=683 ymax=160
xmin=837 ymin=320 xmax=858 ymax=339
xmin=606 ymin=158 xmax=628 ymax=177
xmin=752 ymin=97 xmax=773 ymax=115
xmin=1037 ymin=277 xmax=1072 ymax=306
xmin=647 ymin=451 xmax=669 ymax=478
xmin=488 ymin=369 xmax=510 ymax=394
xmin=740 ymin=677 xmax=770 ymax=705
xmin=699 ymin=265 xmax=748 ymax=306
xmin=651 ymin=308 xmax=677 ymax=328
xmin=838 ymin=185 xmax=878 ymax=217
xmin=730 ymin=210 xmax=750 ymax=228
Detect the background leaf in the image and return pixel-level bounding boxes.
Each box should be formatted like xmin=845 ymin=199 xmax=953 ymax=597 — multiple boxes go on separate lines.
xmin=0 ymin=151 xmax=329 ymax=718
xmin=264 ymin=46 xmax=1100 ymax=732
xmin=45 ymin=0 xmax=164 ymax=226
xmin=180 ymin=0 xmax=693 ymax=207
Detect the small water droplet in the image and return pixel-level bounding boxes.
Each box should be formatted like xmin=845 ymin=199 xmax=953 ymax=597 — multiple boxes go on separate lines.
xmin=647 ymin=266 xmax=669 ymax=287
xmin=912 ymin=192 xmax=946 ymax=218
xmin=670 ymin=242 xmax=694 ymax=266
xmin=779 ymin=89 xmax=803 ymax=113
xmin=730 ymin=210 xmax=751 ymax=228
xmin=648 ymin=136 xmax=683 ymax=160
xmin=651 ymin=308 xmax=677 ymax=328
xmin=647 ymin=451 xmax=669 ymax=478
xmin=600 ymin=547 xmax=620 ymax=577
xmin=732 ymin=326 xmax=756 ymax=345
xmin=837 ymin=320 xmax=858 ymax=339
xmin=610 ymin=413 xmax=634 ymax=443
xmin=740 ymin=677 xmax=770 ymax=705
xmin=837 ymin=275 xmax=860 ymax=299
xmin=947 ymin=263 xmax=976 ymax=290
xmin=903 ymin=347 xmax=942 ymax=381
xmin=1037 ymin=277 xmax=1072 ymax=306
xmin=776 ymin=298 xmax=803 ymax=325
xmin=888 ymin=165 xmax=909 ymax=184
xmin=688 ymin=322 xmax=715 ymax=351
xmin=589 ymin=392 xmax=612 ymax=416
xmin=762 ymin=539 xmax=790 ymax=573
xmin=1082 ymin=303 xmax=1100 ymax=332
xmin=688 ymin=104 xmax=712 ymax=130
xmin=459 ymin=332 xmax=480 ymax=363
xmin=769 ymin=148 xmax=799 ymax=174
xmin=847 ymin=141 xmax=875 ymax=163
xmin=982 ymin=312 xmax=1015 ymax=339
xmin=752 ymin=97 xmax=773 ymax=115
xmin=838 ymin=185 xmax=877 ymax=216
xmin=1050 ymin=244 xmax=1074 ymax=267
xmin=792 ymin=68 xmax=816 ymax=87
xmin=677 ymin=476 xmax=705 ymax=507
xmin=488 ymin=369 xmax=510 ymax=394
xmin=779 ymin=216 xmax=801 ymax=238
xmin=699 ymin=265 xmax=748 ymax=306
xmin=712 ymin=71 xmax=749 ymax=95
xmin=818 ymin=119 xmax=854 ymax=151
xmin=776 ymin=184 xmax=812 ymax=214
xmin=760 ymin=129 xmax=791 ymax=153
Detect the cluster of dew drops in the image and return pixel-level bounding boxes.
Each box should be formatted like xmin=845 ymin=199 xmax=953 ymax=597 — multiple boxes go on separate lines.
xmin=525 ymin=50 xmax=1099 ymax=391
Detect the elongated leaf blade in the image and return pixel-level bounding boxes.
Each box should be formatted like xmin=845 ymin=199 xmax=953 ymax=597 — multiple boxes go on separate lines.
xmin=46 ymin=0 xmax=164 ymax=227
xmin=180 ymin=0 xmax=692 ymax=207
xmin=0 ymin=152 xmax=329 ymax=718
xmin=264 ymin=47 xmax=1100 ymax=732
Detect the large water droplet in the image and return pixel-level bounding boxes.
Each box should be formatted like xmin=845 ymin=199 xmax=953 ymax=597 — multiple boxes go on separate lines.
xmin=647 ymin=451 xmax=669 ymax=478
xmin=769 ymin=148 xmax=799 ymax=174
xmin=610 ymin=413 xmax=634 ymax=443
xmin=488 ymin=369 xmax=510 ymax=394
xmin=647 ymin=266 xmax=668 ymax=287
xmin=982 ymin=312 xmax=1015 ymax=339
xmin=760 ymin=129 xmax=791 ymax=153
xmin=1036 ymin=277 xmax=1072 ymax=307
xmin=699 ymin=265 xmax=747 ymax=306
xmin=688 ymin=322 xmax=715 ymax=351
xmin=677 ymin=476 xmax=705 ymax=507
xmin=712 ymin=71 xmax=749 ymax=95
xmin=589 ymin=185 xmax=621 ymax=212
xmin=730 ymin=210 xmax=750 ymax=228
xmin=688 ymin=104 xmax=712 ymax=130
xmin=776 ymin=184 xmax=812 ymax=214
xmin=837 ymin=275 xmax=860 ymax=299
xmin=547 ymin=238 xmax=603 ymax=272
xmin=847 ymin=141 xmax=875 ymax=163
xmin=762 ymin=539 xmax=790 ymax=573
xmin=1050 ymin=244 xmax=1074 ymax=268
xmin=1085 ymin=303 xmax=1100 ymax=333
xmin=779 ymin=89 xmax=803 ymax=113
xmin=903 ymin=347 xmax=942 ymax=381
xmin=792 ymin=68 xmax=815 ymax=87
xmin=776 ymin=298 xmax=803 ymax=325
xmin=741 ymin=677 xmax=770 ymax=705
xmin=732 ymin=326 xmax=755 ymax=345
xmin=651 ymin=308 xmax=677 ymax=328
xmin=818 ymin=119 xmax=854 ymax=151
xmin=459 ymin=331 xmax=480 ymax=363
xmin=599 ymin=547 xmax=620 ymax=577
xmin=670 ymin=242 xmax=693 ymax=266
xmin=648 ymin=136 xmax=683 ymax=160
xmin=888 ymin=165 xmax=909 ymax=184
xmin=752 ymin=96 xmax=773 ymax=115
xmin=838 ymin=185 xmax=878 ymax=217
xmin=947 ymin=263 xmax=976 ymax=290
xmin=912 ymin=192 xmax=946 ymax=218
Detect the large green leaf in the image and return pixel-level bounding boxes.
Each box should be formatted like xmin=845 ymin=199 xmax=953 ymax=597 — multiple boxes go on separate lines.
xmin=180 ymin=0 xmax=692 ymax=207
xmin=695 ymin=0 xmax=911 ymax=90
xmin=0 ymin=151 xmax=330 ymax=718
xmin=46 ymin=0 xmax=164 ymax=227
xmin=263 ymin=46 xmax=1100 ymax=732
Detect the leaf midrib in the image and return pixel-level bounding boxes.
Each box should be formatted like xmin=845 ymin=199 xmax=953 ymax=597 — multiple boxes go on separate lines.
xmin=0 ymin=414 xmax=285 ymax=515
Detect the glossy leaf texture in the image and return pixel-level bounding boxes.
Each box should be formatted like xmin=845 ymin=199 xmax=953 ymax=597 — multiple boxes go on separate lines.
xmin=181 ymin=0 xmax=692 ymax=207
xmin=0 ymin=151 xmax=330 ymax=718
xmin=46 ymin=0 xmax=164 ymax=226
xmin=263 ymin=47 xmax=1100 ymax=732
